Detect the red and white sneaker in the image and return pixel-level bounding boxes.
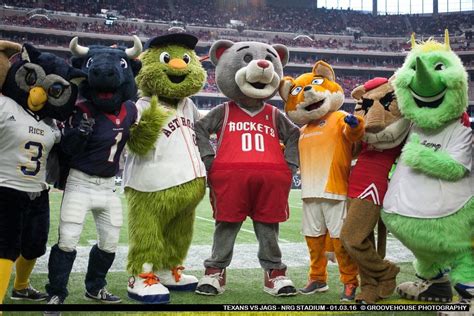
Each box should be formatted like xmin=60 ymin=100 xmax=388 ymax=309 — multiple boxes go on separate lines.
xmin=158 ymin=266 xmax=198 ymax=291
xmin=264 ymin=269 xmax=297 ymax=297
xmin=127 ymin=263 xmax=170 ymax=304
xmin=195 ymin=267 xmax=226 ymax=296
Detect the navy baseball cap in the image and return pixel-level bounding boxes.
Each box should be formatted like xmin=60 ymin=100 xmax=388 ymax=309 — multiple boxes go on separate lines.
xmin=144 ymin=33 xmax=198 ymax=50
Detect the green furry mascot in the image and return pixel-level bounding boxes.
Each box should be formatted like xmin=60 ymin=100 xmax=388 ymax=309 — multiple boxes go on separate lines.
xmin=382 ymin=30 xmax=474 ymax=308
xmin=123 ymin=33 xmax=207 ymax=304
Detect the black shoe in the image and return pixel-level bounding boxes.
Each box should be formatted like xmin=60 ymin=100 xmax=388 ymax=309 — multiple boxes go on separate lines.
xmin=85 ymin=288 xmax=121 ymax=304
xmin=299 ymin=281 xmax=329 ymax=295
xmin=43 ymin=295 xmax=64 ymax=316
xmin=11 ymin=285 xmax=48 ymax=301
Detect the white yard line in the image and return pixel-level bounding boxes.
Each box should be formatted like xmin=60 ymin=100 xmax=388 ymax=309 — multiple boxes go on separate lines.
xmin=195 ymin=215 xmax=290 ymax=243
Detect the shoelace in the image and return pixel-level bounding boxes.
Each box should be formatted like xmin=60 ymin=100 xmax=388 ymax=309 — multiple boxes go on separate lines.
xmin=139 ymin=272 xmax=159 ymax=287
xmin=27 ymin=285 xmax=41 ymax=295
xmin=271 ymin=275 xmax=288 ymax=285
xmin=99 ymin=288 xmax=112 ymax=299
xmin=207 ymin=272 xmax=224 ymax=281
xmin=171 ymin=266 xmax=185 ymax=282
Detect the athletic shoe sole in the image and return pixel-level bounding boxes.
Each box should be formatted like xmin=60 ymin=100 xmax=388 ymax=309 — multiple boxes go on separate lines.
xmin=127 ymin=291 xmax=170 ymax=304
xmin=264 ymin=286 xmax=298 ymax=297
xmin=396 ymin=287 xmax=452 ymax=303
xmin=10 ymin=296 xmax=47 ymax=302
xmin=299 ymin=285 xmax=329 ymax=295
xmin=163 ymin=282 xmax=198 ymax=291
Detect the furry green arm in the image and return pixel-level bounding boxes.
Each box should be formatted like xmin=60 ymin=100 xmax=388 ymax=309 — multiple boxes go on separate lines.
xmin=128 ymin=96 xmax=170 ymax=156
xmin=401 ymin=133 xmax=467 ymax=181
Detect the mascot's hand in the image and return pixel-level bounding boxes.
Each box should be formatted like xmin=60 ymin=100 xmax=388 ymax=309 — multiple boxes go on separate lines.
xmin=344 ymin=114 xmax=359 ymax=128
xmin=78 ymin=113 xmax=95 ymax=136
xmin=203 ymin=155 xmax=214 ymax=172
xmin=401 ymin=133 xmax=422 ymax=167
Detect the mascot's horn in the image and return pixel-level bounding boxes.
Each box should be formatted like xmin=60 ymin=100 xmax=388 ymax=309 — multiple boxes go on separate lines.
xmin=125 ymin=35 xmax=142 ymax=59
xmin=69 ymin=37 xmax=89 ymax=57
xmin=444 ymin=29 xmax=450 ymax=50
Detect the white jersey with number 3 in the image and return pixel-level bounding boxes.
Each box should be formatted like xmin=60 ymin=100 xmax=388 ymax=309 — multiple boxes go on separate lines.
xmin=0 ymin=96 xmax=60 ymax=192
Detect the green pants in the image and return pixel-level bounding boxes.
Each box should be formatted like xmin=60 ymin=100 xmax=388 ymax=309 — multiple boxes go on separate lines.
xmin=125 ymin=178 xmax=206 ymax=275
xmin=382 ymin=198 xmax=474 ymax=284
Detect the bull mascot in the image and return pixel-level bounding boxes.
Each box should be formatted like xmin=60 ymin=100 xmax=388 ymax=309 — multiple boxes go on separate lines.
xmin=44 ymin=36 xmax=142 ymax=307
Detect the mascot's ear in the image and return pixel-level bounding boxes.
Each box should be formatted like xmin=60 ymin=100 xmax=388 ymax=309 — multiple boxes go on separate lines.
xmin=71 ymin=56 xmax=84 ymax=69
xmin=312 ymin=60 xmax=335 ymax=81
xmin=0 ymin=40 xmax=21 ymax=59
xmin=209 ymin=40 xmax=234 ymax=66
xmin=21 ymin=43 xmax=41 ymax=63
xmin=279 ymin=76 xmax=295 ymax=102
xmin=272 ymin=44 xmax=289 ymax=67
xmin=130 ymin=59 xmax=142 ymax=76
xmin=351 ymin=85 xmax=366 ymax=100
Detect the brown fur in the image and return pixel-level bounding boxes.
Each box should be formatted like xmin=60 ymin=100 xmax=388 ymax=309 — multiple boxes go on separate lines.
xmin=0 ymin=40 xmax=21 ymax=91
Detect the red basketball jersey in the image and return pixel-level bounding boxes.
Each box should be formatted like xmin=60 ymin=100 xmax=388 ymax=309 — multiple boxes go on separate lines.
xmin=212 ymin=102 xmax=287 ymax=171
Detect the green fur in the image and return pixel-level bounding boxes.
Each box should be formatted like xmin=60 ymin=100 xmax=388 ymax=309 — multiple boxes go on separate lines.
xmin=382 ymin=198 xmax=474 ymax=284
xmin=127 ymin=96 xmax=171 ymax=156
xmin=394 ymin=48 xmax=468 ymax=130
xmin=401 ymin=133 xmax=467 ymax=181
xmin=125 ymin=178 xmax=206 ymax=274
xmin=136 ymin=45 xmax=206 ymax=99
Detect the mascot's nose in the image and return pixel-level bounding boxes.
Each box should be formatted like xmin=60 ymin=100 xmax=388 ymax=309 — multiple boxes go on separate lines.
xmin=169 ymin=58 xmax=187 ymax=69
xmin=257 ymin=60 xmax=269 ymax=69
xmin=27 ymin=86 xmax=48 ymax=112
xmin=304 ymin=86 xmax=312 ymax=91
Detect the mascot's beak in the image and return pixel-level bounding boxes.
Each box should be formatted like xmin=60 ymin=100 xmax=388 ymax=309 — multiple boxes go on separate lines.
xmin=27 ymin=87 xmax=48 ymax=111
xmin=169 ymin=58 xmax=187 ymax=69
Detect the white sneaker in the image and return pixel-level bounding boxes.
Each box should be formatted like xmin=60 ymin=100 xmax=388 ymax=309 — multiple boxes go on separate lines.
xmin=157 ymin=266 xmax=198 ymax=291
xmin=127 ymin=263 xmax=170 ymax=304
xmin=264 ymin=269 xmax=297 ymax=297
xmin=195 ymin=267 xmax=226 ymax=296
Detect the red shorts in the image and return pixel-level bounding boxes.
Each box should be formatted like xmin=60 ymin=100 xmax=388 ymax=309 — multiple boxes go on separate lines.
xmin=208 ymin=168 xmax=292 ymax=223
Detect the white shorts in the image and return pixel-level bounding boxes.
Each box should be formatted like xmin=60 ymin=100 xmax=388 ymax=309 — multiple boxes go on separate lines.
xmin=301 ymin=198 xmax=347 ymax=238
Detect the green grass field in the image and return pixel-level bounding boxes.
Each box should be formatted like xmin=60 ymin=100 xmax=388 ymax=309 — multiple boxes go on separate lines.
xmin=2 ymin=189 xmax=439 ymax=315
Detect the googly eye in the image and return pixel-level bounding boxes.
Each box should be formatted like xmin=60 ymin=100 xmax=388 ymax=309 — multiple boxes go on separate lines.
xmin=434 ymin=63 xmax=446 ymax=71
xmin=48 ymin=82 xmax=65 ymax=98
xmin=183 ymin=54 xmax=191 ymax=64
xmin=86 ymin=58 xmax=93 ymax=68
xmin=159 ymin=52 xmax=171 ymax=63
xmin=120 ymin=58 xmax=128 ymax=68
xmin=243 ymin=53 xmax=253 ymax=63
xmin=25 ymin=70 xmax=37 ymax=86
xmin=312 ymin=78 xmax=324 ymax=85
xmin=291 ymin=86 xmax=302 ymax=96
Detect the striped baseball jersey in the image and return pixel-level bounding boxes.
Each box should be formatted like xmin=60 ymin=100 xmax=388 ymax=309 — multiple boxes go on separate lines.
xmin=0 ymin=95 xmax=60 ymax=192
xmin=123 ymin=97 xmax=206 ymax=192
xmin=299 ymin=111 xmax=364 ymax=200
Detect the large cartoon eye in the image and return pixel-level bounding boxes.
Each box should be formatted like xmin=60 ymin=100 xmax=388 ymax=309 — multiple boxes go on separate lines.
xmin=48 ymin=82 xmax=66 ymax=98
xmin=291 ymin=86 xmax=302 ymax=96
xmin=159 ymin=52 xmax=171 ymax=63
xmin=86 ymin=58 xmax=93 ymax=68
xmin=183 ymin=54 xmax=191 ymax=64
xmin=243 ymin=53 xmax=253 ymax=63
xmin=265 ymin=55 xmax=272 ymax=62
xmin=25 ymin=70 xmax=37 ymax=86
xmin=379 ymin=92 xmax=394 ymax=109
xmin=434 ymin=62 xmax=446 ymax=71
xmin=311 ymin=78 xmax=324 ymax=85
xmin=120 ymin=58 xmax=128 ymax=69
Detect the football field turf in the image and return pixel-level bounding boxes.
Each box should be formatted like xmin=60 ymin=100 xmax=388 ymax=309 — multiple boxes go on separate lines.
xmin=3 ymin=189 xmax=436 ymax=315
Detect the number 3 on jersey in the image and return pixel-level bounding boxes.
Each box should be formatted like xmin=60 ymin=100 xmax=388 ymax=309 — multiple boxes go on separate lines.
xmin=242 ymin=133 xmax=264 ymax=152
xmin=21 ymin=141 xmax=43 ymax=176
xmin=108 ymin=132 xmax=123 ymax=163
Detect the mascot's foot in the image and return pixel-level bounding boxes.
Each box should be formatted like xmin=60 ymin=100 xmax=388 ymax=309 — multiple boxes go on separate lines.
xmin=158 ymin=266 xmax=198 ymax=291
xmin=264 ymin=269 xmax=297 ymax=297
xmin=127 ymin=263 xmax=170 ymax=304
xmin=355 ymin=285 xmax=379 ymax=304
xmin=195 ymin=267 xmax=226 ymax=296
xmin=377 ymin=262 xmax=400 ymax=298
xmin=396 ymin=274 xmax=453 ymax=303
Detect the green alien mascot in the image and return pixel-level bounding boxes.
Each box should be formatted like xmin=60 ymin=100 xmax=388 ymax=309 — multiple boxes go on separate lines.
xmin=382 ymin=30 xmax=474 ymax=308
xmin=123 ymin=33 xmax=207 ymax=304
